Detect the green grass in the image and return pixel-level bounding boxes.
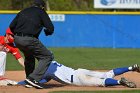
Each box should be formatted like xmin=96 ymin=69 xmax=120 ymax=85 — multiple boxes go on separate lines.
xmin=51 ymin=48 xmax=140 ymax=70
xmin=49 ymin=90 xmax=140 ymax=93
xmin=6 ymin=48 xmax=140 ymax=70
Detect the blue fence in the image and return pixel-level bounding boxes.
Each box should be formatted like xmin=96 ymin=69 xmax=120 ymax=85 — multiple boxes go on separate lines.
xmin=0 ymin=13 xmax=140 ymax=48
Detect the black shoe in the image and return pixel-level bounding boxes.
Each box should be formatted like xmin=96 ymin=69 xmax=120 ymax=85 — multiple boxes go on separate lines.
xmin=132 ymin=64 xmax=140 ymax=72
xmin=120 ymin=77 xmax=136 ymax=88
xmin=25 ymin=78 xmax=44 ymax=89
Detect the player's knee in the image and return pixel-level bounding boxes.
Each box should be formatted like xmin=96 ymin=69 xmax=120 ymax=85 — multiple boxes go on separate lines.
xmin=76 ymin=73 xmax=105 ymax=86
xmin=105 ymin=70 xmax=115 ymax=78
xmin=45 ymin=50 xmax=54 ymax=61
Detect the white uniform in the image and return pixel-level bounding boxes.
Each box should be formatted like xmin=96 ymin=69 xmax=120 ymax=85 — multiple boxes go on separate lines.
xmin=0 ymin=51 xmax=17 ymax=86
xmin=43 ymin=61 xmax=115 ymax=87
xmin=0 ymin=51 xmax=7 ymax=76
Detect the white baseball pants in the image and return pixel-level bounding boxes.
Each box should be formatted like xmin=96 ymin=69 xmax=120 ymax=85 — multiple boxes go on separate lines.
xmin=72 ymin=68 xmax=115 ymax=86
xmin=0 ymin=51 xmax=7 ymax=76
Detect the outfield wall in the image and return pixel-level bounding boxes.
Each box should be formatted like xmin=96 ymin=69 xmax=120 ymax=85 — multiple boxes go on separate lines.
xmin=0 ymin=11 xmax=140 ymax=48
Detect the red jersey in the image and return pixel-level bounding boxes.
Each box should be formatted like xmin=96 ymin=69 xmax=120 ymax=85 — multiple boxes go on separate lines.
xmin=0 ymin=36 xmax=22 ymax=60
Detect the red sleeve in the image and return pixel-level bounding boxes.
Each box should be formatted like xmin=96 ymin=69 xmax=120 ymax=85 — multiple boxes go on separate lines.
xmin=11 ymin=48 xmax=22 ymax=60
xmin=7 ymin=44 xmax=22 ymax=60
xmin=0 ymin=36 xmax=6 ymax=45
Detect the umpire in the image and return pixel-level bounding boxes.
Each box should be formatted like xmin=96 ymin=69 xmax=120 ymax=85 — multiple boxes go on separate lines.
xmin=10 ymin=0 xmax=54 ymax=89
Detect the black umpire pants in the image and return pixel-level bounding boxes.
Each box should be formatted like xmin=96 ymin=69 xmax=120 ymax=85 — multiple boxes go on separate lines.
xmin=14 ymin=35 xmax=53 ymax=81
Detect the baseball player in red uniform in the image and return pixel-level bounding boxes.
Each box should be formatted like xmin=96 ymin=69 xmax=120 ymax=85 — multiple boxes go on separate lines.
xmin=0 ymin=28 xmax=24 ymax=86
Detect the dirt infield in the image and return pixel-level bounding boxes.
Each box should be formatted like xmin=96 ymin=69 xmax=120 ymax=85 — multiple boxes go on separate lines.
xmin=0 ymin=71 xmax=140 ymax=93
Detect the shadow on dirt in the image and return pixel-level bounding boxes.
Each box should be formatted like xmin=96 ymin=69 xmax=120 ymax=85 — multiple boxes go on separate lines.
xmin=42 ymin=84 xmax=66 ymax=89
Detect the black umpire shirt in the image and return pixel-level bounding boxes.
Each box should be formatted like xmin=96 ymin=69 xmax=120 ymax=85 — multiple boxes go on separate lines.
xmin=10 ymin=6 xmax=54 ymax=38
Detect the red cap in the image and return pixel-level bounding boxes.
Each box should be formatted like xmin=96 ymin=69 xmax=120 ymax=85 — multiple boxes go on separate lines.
xmin=6 ymin=28 xmax=14 ymax=35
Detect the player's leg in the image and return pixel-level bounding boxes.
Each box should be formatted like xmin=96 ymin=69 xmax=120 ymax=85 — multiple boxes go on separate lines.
xmin=25 ymin=40 xmax=53 ymax=89
xmin=73 ymin=70 xmax=117 ymax=87
xmin=113 ymin=64 xmax=140 ymax=76
xmin=24 ymin=53 xmax=35 ymax=78
xmin=99 ymin=67 xmax=131 ymax=79
xmin=78 ymin=64 xmax=140 ymax=79
xmin=93 ymin=64 xmax=140 ymax=79
xmin=74 ymin=68 xmax=115 ymax=79
xmin=92 ymin=64 xmax=140 ymax=79
xmin=72 ymin=70 xmax=105 ymax=86
xmin=73 ymin=70 xmax=136 ymax=88
xmin=13 ymin=43 xmax=36 ymax=78
xmin=0 ymin=51 xmax=7 ymax=76
xmin=105 ymin=77 xmax=136 ymax=88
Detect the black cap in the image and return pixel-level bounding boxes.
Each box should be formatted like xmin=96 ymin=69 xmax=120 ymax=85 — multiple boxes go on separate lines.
xmin=34 ymin=0 xmax=46 ymax=8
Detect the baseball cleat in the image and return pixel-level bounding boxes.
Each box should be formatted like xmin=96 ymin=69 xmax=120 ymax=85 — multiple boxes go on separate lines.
xmin=132 ymin=64 xmax=140 ymax=72
xmin=120 ymin=77 xmax=136 ymax=88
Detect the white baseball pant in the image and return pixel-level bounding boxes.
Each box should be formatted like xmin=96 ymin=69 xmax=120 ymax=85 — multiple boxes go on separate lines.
xmin=0 ymin=51 xmax=7 ymax=76
xmin=72 ymin=68 xmax=115 ymax=86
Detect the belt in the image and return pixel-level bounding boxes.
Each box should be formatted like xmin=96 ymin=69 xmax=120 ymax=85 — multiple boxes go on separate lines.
xmin=15 ymin=33 xmax=34 ymax=37
xmin=71 ymin=75 xmax=73 ymax=83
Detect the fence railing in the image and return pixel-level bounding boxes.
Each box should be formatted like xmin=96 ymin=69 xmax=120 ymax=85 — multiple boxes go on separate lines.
xmin=0 ymin=10 xmax=140 ymax=15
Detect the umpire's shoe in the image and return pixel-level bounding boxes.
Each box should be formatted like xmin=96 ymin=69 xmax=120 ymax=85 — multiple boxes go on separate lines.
xmin=132 ymin=64 xmax=140 ymax=72
xmin=120 ymin=77 xmax=136 ymax=88
xmin=25 ymin=77 xmax=44 ymax=89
